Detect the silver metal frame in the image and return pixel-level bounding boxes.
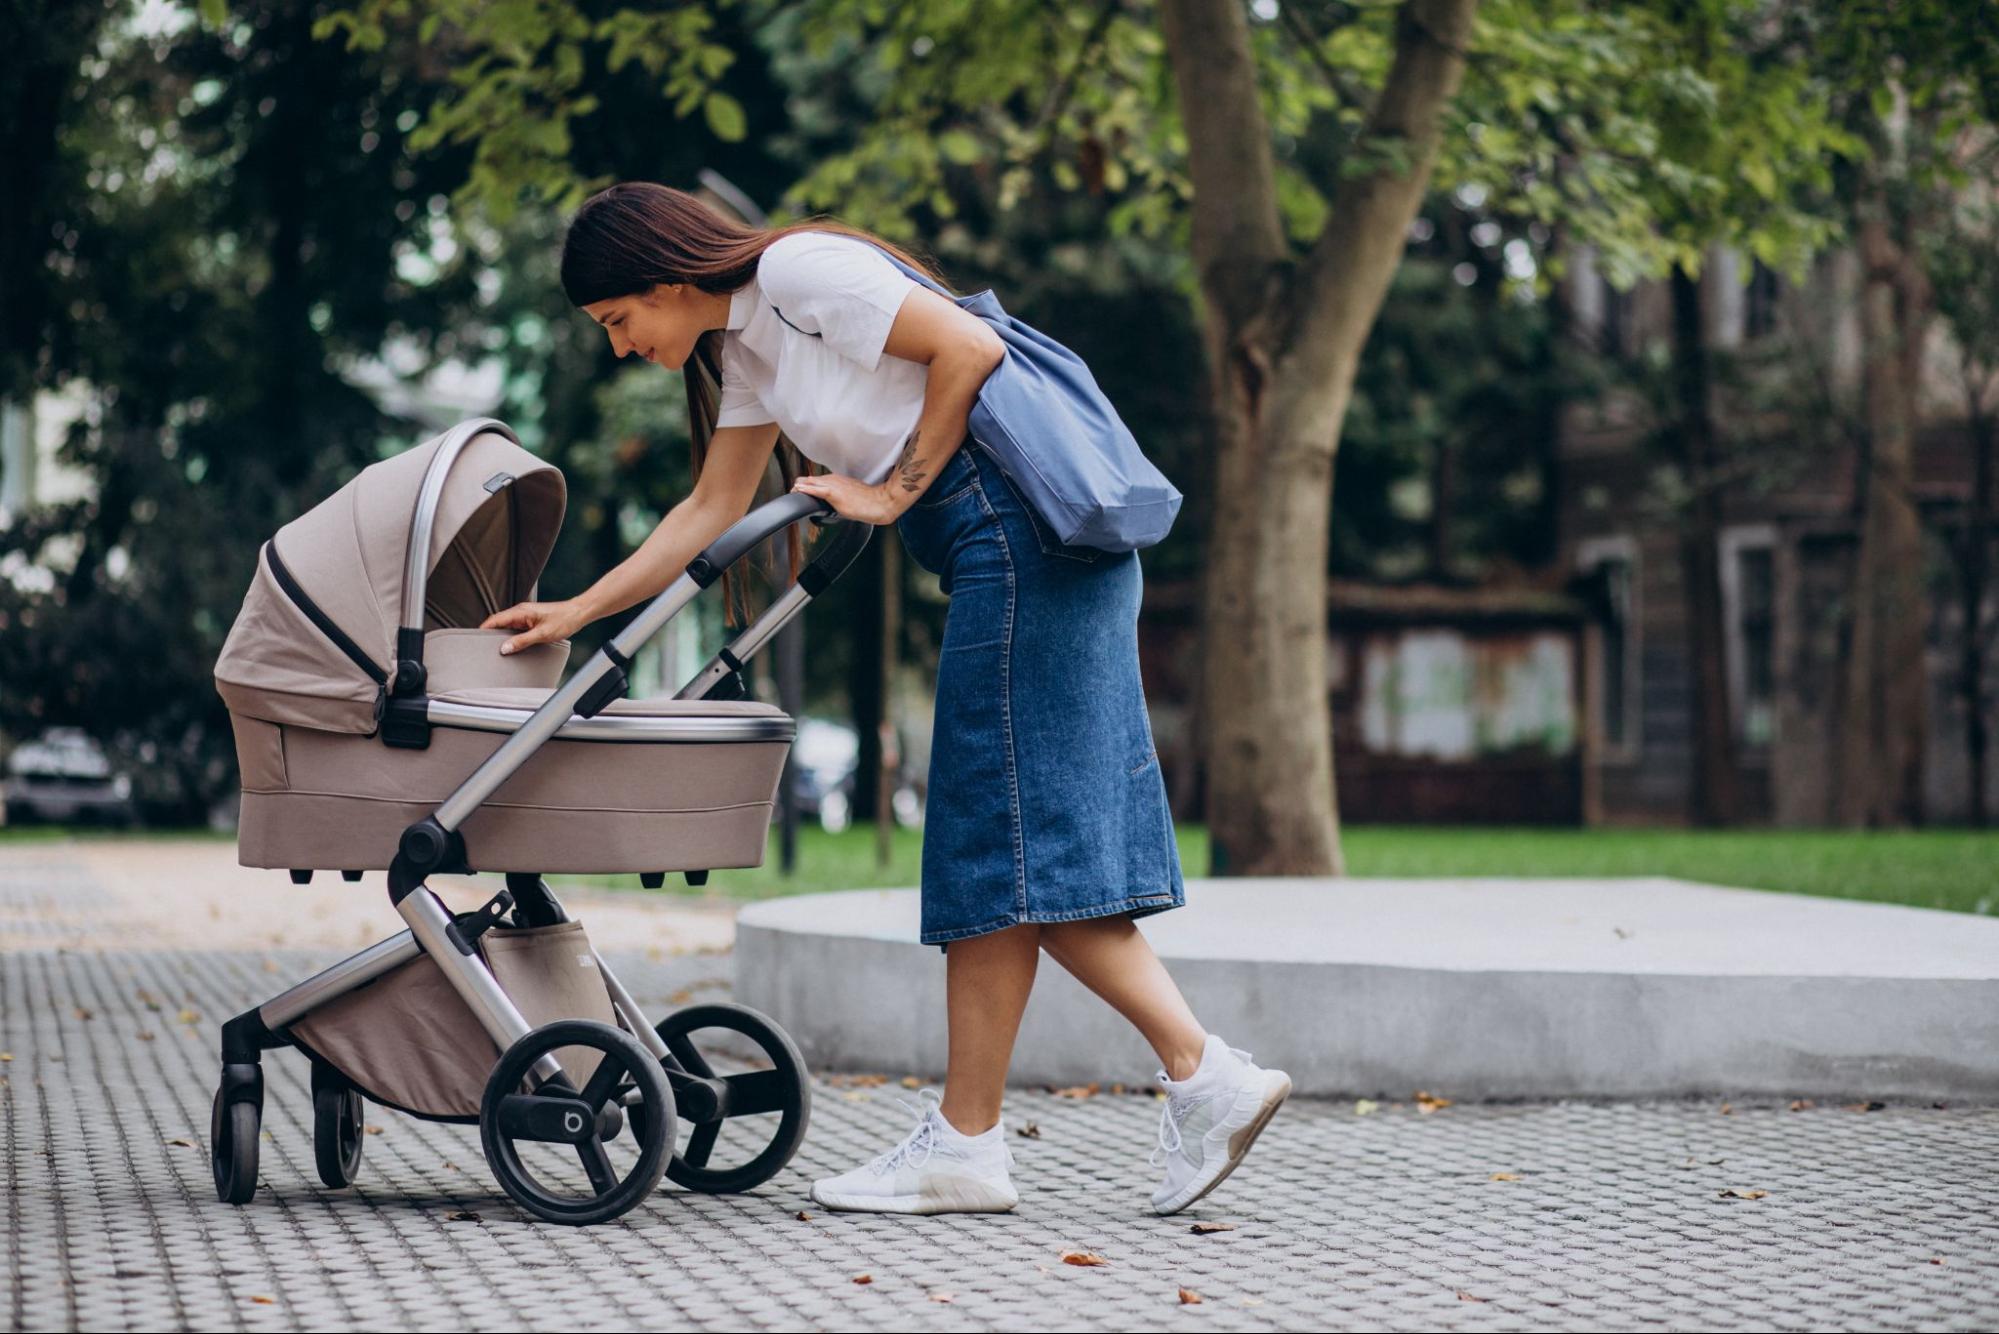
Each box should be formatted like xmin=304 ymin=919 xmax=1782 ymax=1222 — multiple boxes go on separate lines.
xmin=249 ymin=427 xmax=848 ymax=1089
xmin=400 ymin=417 xmax=522 ymax=642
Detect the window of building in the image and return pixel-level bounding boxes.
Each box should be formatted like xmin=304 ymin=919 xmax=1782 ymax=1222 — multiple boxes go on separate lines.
xmin=1745 ymin=261 xmax=1782 ymax=340
xmin=1601 ymin=279 xmax=1631 ymax=360
xmin=1719 ymin=525 xmax=1778 ymax=750
xmin=1576 ymin=536 xmax=1641 ymax=760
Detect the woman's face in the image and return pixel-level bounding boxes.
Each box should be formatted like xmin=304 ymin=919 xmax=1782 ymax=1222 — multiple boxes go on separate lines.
xmin=581 ymin=283 xmax=719 ymax=370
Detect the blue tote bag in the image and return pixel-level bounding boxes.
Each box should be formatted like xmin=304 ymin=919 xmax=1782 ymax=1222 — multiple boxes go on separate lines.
xmin=778 ymin=244 xmax=1184 ymax=552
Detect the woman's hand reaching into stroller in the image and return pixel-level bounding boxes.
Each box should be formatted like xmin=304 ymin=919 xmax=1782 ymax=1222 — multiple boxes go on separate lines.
xmin=483 ymin=599 xmax=590 ymax=657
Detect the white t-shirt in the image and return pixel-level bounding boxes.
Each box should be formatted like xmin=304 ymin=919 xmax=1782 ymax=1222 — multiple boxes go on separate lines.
xmin=714 ymin=230 xmax=928 ymax=484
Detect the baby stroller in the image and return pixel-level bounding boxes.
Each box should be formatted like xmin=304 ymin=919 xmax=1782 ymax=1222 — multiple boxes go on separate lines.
xmin=209 ymin=416 xmax=869 ymax=1225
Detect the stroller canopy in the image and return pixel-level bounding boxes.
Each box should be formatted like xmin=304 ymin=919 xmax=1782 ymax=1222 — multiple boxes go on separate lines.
xmin=216 ymin=421 xmax=566 ymax=735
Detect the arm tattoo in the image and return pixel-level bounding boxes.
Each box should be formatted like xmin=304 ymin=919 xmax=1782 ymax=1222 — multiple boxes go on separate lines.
xmin=894 ymin=429 xmax=929 ymax=494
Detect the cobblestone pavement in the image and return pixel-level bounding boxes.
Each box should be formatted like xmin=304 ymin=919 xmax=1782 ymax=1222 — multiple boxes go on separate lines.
xmin=4 ymin=945 xmax=1998 ymax=1333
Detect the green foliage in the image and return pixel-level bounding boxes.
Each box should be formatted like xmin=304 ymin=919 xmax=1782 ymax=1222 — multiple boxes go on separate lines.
xmin=321 ymin=0 xmax=1876 ymax=294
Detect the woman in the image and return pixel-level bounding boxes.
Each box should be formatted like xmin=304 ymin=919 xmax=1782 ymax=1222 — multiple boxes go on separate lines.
xmin=483 ymin=182 xmax=1289 ymax=1217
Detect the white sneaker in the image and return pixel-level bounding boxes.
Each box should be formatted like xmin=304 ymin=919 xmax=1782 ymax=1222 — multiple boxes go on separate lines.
xmin=809 ymin=1088 xmax=1020 ymax=1214
xmin=1149 ymin=1034 xmax=1292 ymax=1215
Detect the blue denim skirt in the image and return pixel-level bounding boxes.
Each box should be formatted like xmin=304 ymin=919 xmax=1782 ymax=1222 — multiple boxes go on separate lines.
xmin=895 ymin=441 xmax=1186 ymax=948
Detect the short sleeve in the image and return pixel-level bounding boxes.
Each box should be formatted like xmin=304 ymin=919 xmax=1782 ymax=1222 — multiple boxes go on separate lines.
xmin=714 ymin=337 xmax=773 ymax=428
xmin=757 ymin=232 xmax=920 ymax=372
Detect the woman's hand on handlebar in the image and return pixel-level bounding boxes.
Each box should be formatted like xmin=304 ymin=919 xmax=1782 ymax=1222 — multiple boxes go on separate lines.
xmin=481 ymin=599 xmax=590 ymax=657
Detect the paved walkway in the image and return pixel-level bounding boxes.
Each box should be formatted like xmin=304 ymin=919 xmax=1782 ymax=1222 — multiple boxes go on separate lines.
xmin=4 ymin=841 xmax=1999 ymax=1331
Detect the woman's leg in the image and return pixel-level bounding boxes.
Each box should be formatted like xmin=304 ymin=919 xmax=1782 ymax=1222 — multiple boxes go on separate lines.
xmin=937 ymin=922 xmax=1042 ymax=1135
xmin=1038 ymin=916 xmax=1208 ymax=1081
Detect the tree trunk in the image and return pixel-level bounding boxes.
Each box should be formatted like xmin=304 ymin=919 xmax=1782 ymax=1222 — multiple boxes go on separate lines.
xmin=1161 ymin=0 xmax=1479 ymax=875
xmin=1838 ymin=212 xmax=1932 ymax=826
xmin=1668 ymin=266 xmax=1739 ymax=825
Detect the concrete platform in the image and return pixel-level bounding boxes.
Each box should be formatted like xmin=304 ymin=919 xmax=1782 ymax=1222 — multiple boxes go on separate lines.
xmin=737 ymin=878 xmax=1999 ymax=1101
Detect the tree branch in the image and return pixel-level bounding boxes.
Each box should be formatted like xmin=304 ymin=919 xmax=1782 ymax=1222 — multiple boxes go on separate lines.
xmin=1157 ymin=0 xmax=1290 ymax=329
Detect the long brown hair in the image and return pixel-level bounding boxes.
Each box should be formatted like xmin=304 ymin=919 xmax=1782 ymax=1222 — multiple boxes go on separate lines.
xmin=560 ymin=182 xmax=957 ymax=625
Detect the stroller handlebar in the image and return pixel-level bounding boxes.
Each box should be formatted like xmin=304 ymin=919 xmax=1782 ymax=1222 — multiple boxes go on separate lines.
xmin=425 ymin=492 xmax=870 ymax=838
xmin=685 ymin=492 xmax=833 ymax=589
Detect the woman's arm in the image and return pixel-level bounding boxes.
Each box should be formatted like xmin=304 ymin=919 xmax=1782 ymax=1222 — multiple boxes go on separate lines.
xmin=482 ymin=421 xmax=781 ymax=655
xmin=789 ymin=286 xmax=1004 ymax=523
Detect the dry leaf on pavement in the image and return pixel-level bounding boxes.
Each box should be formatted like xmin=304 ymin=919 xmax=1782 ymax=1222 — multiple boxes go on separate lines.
xmin=1016 ymin=1122 xmax=1041 ymax=1139
xmin=1354 ymin=1098 xmax=1379 ymax=1116
xmin=1718 ymin=1188 xmax=1768 ymax=1200
xmin=1189 ymin=1221 xmax=1236 ymax=1235
xmin=1061 ymin=1250 xmax=1110 ymax=1267
xmin=852 ymin=1274 xmax=872 ymax=1285
xmin=1489 ymin=1172 xmax=1522 ymax=1182
xmin=1414 ymin=1090 xmax=1453 ymax=1114
xmin=1178 ymin=1288 xmax=1203 ymax=1304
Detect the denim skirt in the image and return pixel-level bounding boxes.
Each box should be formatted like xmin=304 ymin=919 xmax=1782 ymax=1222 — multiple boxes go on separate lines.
xmin=895 ymin=441 xmax=1186 ymax=948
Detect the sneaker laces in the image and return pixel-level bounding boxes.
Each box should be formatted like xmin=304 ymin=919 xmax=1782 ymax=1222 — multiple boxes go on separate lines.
xmin=867 ymin=1088 xmax=1017 ymax=1175
xmin=1149 ymin=1046 xmax=1255 ymax=1168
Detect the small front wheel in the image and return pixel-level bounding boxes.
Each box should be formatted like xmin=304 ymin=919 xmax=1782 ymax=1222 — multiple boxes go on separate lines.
xmin=480 ymin=1020 xmax=674 ymax=1226
xmin=311 ymin=1064 xmax=365 ymax=1189
xmin=210 ymin=1084 xmax=260 ymax=1205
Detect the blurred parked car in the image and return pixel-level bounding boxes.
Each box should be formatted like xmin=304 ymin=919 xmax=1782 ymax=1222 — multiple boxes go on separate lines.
xmin=3 ymin=727 xmax=137 ymax=827
xmin=787 ymin=716 xmax=923 ymax=833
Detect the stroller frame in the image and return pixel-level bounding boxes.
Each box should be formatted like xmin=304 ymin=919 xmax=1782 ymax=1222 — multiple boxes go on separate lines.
xmin=212 ymin=418 xmax=871 ymax=1224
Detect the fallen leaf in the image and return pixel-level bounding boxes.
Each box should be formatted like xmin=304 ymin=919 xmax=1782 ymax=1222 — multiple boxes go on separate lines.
xmin=1189 ymin=1221 xmax=1236 ymax=1235
xmin=261 ymin=958 xmax=280 ymax=973
xmin=1051 ymin=1083 xmax=1101 ymax=1099
xmin=73 ymin=1007 xmax=93 ymax=1021
xmin=135 ymin=1031 xmax=155 ymax=1042
xmin=794 ymin=1211 xmax=812 ymax=1221
xmin=1016 ymin=1122 xmax=1041 ymax=1139
xmin=0 ymin=1053 xmax=10 ymax=1062
xmin=164 ymin=1138 xmax=193 ymax=1148
xmin=444 ymin=1210 xmax=481 ymax=1222
xmin=667 ymin=989 xmax=693 ymax=1005
xmin=1719 ymin=1102 xmax=1734 ymax=1115
xmin=177 ymin=1009 xmax=199 ymax=1025
xmin=1718 ymin=1188 xmax=1768 ymax=1200
xmin=1844 ymin=1101 xmax=1886 ymax=1113
xmin=852 ymin=1274 xmax=872 ymax=1286
xmin=364 ymin=1125 xmax=385 ymax=1136
xmin=900 ymin=1076 xmax=922 ymax=1089
xmin=136 ymin=990 xmax=160 ymax=1011
xmin=1458 ymin=1291 xmax=1488 ymax=1303
xmin=929 ymin=1292 xmax=955 ymax=1304
xmin=1789 ymin=1099 xmax=1815 ymax=1112
xmin=1353 ymin=1098 xmax=1379 ymax=1116
xmin=1414 ymin=1090 xmax=1453 ymax=1114
xmin=1489 ymin=1172 xmax=1522 ymax=1182
xmin=1929 ymin=1257 xmax=1945 ymax=1265
xmin=250 ymin=1296 xmax=274 ymax=1305
xmin=1178 ymin=1288 xmax=1203 ymax=1305
xmin=1061 ymin=1250 xmax=1109 ymax=1267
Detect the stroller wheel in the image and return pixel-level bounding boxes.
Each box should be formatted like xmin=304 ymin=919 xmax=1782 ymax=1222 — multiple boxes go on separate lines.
xmin=311 ymin=1065 xmax=366 ymax=1189
xmin=209 ymin=1084 xmax=260 ymax=1206
xmin=647 ymin=1003 xmax=812 ymax=1195
xmin=480 ymin=1020 xmax=674 ymax=1226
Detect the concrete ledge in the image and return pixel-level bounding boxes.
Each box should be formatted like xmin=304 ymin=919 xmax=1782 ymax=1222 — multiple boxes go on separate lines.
xmin=736 ymin=878 xmax=1999 ymax=1101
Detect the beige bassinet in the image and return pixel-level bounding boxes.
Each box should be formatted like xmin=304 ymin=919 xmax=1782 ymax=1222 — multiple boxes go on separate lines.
xmin=213 ymin=420 xmax=791 ymax=875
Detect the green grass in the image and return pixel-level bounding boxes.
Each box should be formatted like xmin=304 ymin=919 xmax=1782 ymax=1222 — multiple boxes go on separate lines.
xmin=12 ymin=819 xmax=1994 ymax=915
xmin=552 ymin=823 xmax=1999 ymax=916
xmin=1336 ymin=825 xmax=1999 ymax=915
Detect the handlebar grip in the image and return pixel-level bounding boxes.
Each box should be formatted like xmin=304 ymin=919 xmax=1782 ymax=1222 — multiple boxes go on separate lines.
xmin=685 ymin=493 xmax=832 ymax=587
